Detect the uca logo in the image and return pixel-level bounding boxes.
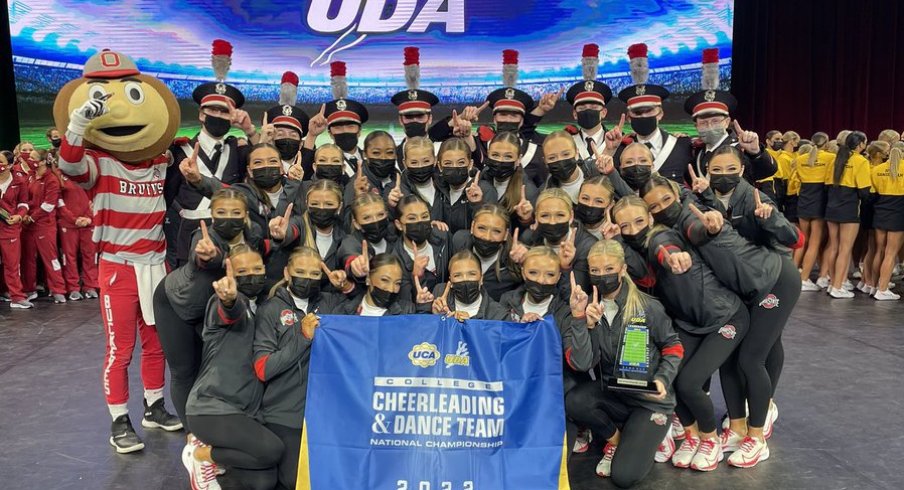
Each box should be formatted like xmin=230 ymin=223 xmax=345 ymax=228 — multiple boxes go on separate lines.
xmin=307 ymin=0 xmax=465 ymax=67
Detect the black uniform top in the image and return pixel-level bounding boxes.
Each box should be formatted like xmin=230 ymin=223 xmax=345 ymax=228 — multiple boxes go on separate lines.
xmin=395 ymin=171 xmax=497 ymax=235
xmin=642 ymin=228 xmax=743 ymax=334
xmin=612 ymin=129 xmax=695 ymax=183
xmin=475 ymin=128 xmax=548 ymax=189
xmin=163 ymin=223 xmax=264 ymax=323
xmin=253 ymin=286 xmax=352 ymax=428
xmin=690 ymin=134 xmax=776 ymax=184
xmin=166 ymin=135 xmax=249 ymax=211
xmin=337 ymin=229 xmax=400 ymax=285
xmin=186 ymin=294 xmax=263 ymax=419
xmin=518 ymin=224 xmax=597 ymax=299
xmin=391 ymin=229 xmax=452 ymax=304
xmin=450 ymin=231 xmax=522 ymax=303
xmin=429 ymin=283 xmax=509 ymax=320
xmin=562 ymin=284 xmax=681 ymax=414
xmin=670 ymin=198 xmax=783 ymax=305
xmin=697 ymin=179 xmax=802 ymax=254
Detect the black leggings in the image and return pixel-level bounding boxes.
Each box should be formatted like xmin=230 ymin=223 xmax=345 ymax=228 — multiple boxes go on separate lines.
xmin=266 ymin=423 xmax=300 ymax=490
xmin=152 ymin=283 xmax=203 ymax=430
xmin=724 ymin=257 xmax=801 ymax=428
xmin=565 ymin=382 xmax=669 ymax=489
xmin=188 ymin=414 xmax=284 ymax=490
xmin=674 ymin=306 xmax=749 ymax=434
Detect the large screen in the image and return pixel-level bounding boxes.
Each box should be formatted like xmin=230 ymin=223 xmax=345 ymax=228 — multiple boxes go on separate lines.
xmin=8 ymin=0 xmax=734 ymax=143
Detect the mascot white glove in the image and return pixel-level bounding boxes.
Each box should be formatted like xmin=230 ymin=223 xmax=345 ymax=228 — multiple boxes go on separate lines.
xmin=68 ymin=97 xmax=109 ymax=136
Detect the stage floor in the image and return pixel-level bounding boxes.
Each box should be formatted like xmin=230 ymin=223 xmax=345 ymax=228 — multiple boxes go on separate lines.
xmin=0 ymin=291 xmax=900 ymax=490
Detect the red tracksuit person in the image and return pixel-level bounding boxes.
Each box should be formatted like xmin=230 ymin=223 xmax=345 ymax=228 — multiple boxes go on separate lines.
xmin=22 ymin=154 xmax=67 ymax=303
xmin=0 ymin=155 xmax=33 ymax=309
xmin=57 ymin=170 xmax=99 ymax=300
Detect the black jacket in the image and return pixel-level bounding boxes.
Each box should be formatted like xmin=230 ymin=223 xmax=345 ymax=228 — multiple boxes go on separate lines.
xmin=390 ymin=230 xmax=452 ymax=304
xmin=519 ymin=224 xmax=597 ymax=299
xmin=186 ymin=294 xmax=263 ymax=419
xmin=451 ymin=230 xmax=522 ymax=302
xmin=562 ymin=285 xmax=682 ymax=414
xmin=253 ymin=286 xmax=351 ymax=428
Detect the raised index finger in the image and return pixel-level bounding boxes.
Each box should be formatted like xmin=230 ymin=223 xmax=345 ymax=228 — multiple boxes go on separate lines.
xmin=190 ymin=141 xmax=200 ymax=163
xmin=471 ymin=170 xmax=481 ymax=188
xmin=592 ymin=285 xmax=599 ymax=304
xmin=319 ymin=104 xmax=326 ymax=117
xmin=262 ymin=111 xmax=268 ymax=127
xmin=395 ymin=173 xmax=402 ymax=190
xmin=319 ymin=261 xmax=332 ymax=276
xmin=688 ymin=202 xmax=706 ymax=220
xmin=732 ymin=119 xmax=744 ymax=135
xmin=617 ymin=113 xmax=626 ymax=131
xmin=520 ymin=185 xmax=527 ymax=203
xmin=512 ymin=227 xmax=520 ymax=244
xmin=225 ymin=258 xmax=234 ymax=278
xmin=476 ymin=100 xmax=490 ymax=115
xmin=570 ymin=271 xmax=577 ymax=289
xmin=687 ymin=163 xmax=698 ymax=181
xmin=441 ymin=282 xmax=452 ymax=301
xmin=200 ymin=219 xmax=210 ymax=241
xmin=283 ymin=203 xmax=294 ymax=221
xmin=754 ymin=189 xmax=763 ymax=208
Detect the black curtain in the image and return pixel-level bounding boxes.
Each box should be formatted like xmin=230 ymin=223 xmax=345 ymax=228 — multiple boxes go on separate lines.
xmin=732 ymin=0 xmax=904 ymax=139
xmin=0 ymin=0 xmax=20 ymax=150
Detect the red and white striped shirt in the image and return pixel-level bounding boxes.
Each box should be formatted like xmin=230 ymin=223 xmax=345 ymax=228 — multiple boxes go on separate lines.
xmin=58 ymin=136 xmax=167 ymax=265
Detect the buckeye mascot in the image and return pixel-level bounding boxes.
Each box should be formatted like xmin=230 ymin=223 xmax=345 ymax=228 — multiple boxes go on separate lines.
xmin=54 ymin=49 xmax=183 ymax=453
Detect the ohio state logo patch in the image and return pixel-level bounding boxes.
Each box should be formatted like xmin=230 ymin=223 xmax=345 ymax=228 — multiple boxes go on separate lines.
xmin=650 ymin=413 xmax=668 ymax=426
xmin=759 ymin=294 xmax=780 ymax=309
xmin=719 ymin=325 xmax=737 ymax=340
xmin=280 ymin=309 xmax=297 ymax=326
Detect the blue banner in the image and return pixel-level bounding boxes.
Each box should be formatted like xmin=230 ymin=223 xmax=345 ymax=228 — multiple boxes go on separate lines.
xmin=298 ymin=314 xmax=570 ymax=490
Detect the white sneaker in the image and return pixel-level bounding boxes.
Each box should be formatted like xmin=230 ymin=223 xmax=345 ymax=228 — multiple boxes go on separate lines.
xmin=801 ymin=279 xmax=820 ymax=292
xmin=815 ymin=276 xmax=830 ymax=289
xmin=894 ymin=264 xmax=902 ymax=278
xmin=0 ymin=294 xmax=10 ymax=302
xmin=26 ymin=291 xmax=38 ymax=301
xmin=573 ymin=427 xmax=592 ymax=454
xmin=721 ymin=428 xmax=744 ymax=453
xmin=182 ymin=445 xmax=221 ymax=490
xmin=889 ymin=281 xmax=896 ymax=289
xmin=690 ymin=438 xmax=723 ymax=472
xmin=829 ymin=287 xmax=854 ymax=299
xmin=856 ymin=281 xmax=874 ymax=294
xmin=764 ymin=405 xmax=778 ymax=440
xmin=842 ymin=279 xmax=855 ymax=291
xmin=654 ymin=428 xmax=676 ymax=463
xmin=770 ymin=401 xmax=778 ymax=424
xmin=68 ymin=291 xmax=84 ymax=301
xmin=728 ymin=437 xmax=770 ymax=468
xmin=852 ymin=270 xmax=862 ymax=279
xmin=874 ymin=290 xmax=901 ymax=301
xmin=672 ymin=436 xmax=700 ymax=468
xmin=596 ymin=442 xmax=617 ymax=477
xmin=672 ymin=414 xmax=686 ymax=440
xmin=10 ymin=300 xmax=34 ymax=309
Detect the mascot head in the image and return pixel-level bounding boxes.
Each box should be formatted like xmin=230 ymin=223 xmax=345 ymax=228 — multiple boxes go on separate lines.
xmin=53 ymin=49 xmax=181 ymax=163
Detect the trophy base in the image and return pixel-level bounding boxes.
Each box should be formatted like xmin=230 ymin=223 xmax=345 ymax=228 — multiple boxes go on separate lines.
xmin=606 ymin=377 xmax=659 ymax=395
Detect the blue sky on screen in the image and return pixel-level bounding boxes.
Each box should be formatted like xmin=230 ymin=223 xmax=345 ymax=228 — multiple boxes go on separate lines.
xmin=8 ymin=0 xmax=732 ymax=84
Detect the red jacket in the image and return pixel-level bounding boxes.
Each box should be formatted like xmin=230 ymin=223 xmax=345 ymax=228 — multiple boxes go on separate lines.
xmin=57 ymin=171 xmax=92 ymax=229
xmin=0 ymin=173 xmax=29 ymax=238
xmin=26 ymin=169 xmax=60 ymax=228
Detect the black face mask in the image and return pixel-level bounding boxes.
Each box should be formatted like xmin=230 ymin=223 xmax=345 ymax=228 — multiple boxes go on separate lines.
xmin=473 ymin=236 xmax=502 ymax=257
xmin=308 ymin=207 xmax=338 ymax=229
xmin=403 ymin=121 xmax=427 ymax=138
xmin=404 ymin=220 xmax=432 ymax=245
xmin=334 ymin=132 xmax=359 ymax=152
xmin=485 ymin=158 xmax=517 ymax=180
xmin=252 ymin=167 xmax=282 ymax=189
xmin=590 ymin=272 xmax=621 ymax=296
xmin=407 ymin=165 xmax=434 ymax=185
xmin=315 ymin=164 xmax=344 ymax=182
xmin=538 ymin=222 xmax=570 ymax=243
xmin=574 ymin=203 xmax=606 ymax=226
xmin=771 ymin=141 xmax=784 ymax=151
xmin=289 ymin=276 xmax=320 ymax=300
xmin=621 ymin=165 xmax=652 ymax=190
xmin=369 ymin=285 xmax=398 ymax=309
xmin=622 ymin=226 xmax=650 ymax=251
xmin=548 ymin=158 xmax=578 ymax=182
xmin=274 ymin=138 xmax=301 ymax=161
xmin=50 ymin=138 xmax=62 ymax=148
xmin=451 ymin=280 xmax=481 ymax=304
xmin=710 ymin=173 xmax=742 ymax=194
xmin=496 ymin=121 xmax=521 ymax=134
xmin=442 ymin=167 xmax=470 ymax=187
xmin=235 ymin=274 xmax=266 ymax=298
xmin=652 ymin=201 xmax=682 ymax=228
xmin=368 ymin=158 xmax=396 ymax=179
xmin=525 ymin=280 xmax=556 ymax=303
xmin=359 ymin=219 xmax=388 ymax=243
xmin=203 ymin=115 xmax=231 ymax=138
xmin=630 ymin=116 xmax=658 ymax=137
xmin=576 ymin=109 xmax=601 ymax=130
xmin=211 ymin=217 xmax=244 ymax=241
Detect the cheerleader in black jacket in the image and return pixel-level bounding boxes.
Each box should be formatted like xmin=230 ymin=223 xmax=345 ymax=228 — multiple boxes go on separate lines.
xmin=563 ymin=239 xmax=683 ymax=487
xmin=430 ymin=250 xmax=508 ymax=320
xmin=642 ymin=175 xmax=801 ymax=468
xmin=253 ymin=246 xmax=356 ymax=490
xmin=612 ymin=196 xmax=749 ymax=473
xmin=390 ymin=194 xmax=451 ymax=304
xmin=183 ymin=246 xmax=282 ymax=490
xmin=339 ymin=253 xmax=417 ymax=315
xmin=451 ymin=204 xmax=523 ymax=302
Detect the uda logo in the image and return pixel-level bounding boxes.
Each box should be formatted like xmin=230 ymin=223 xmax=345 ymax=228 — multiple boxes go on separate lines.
xmin=444 ymin=341 xmax=470 ymax=368
xmin=408 ymin=342 xmax=440 ymax=368
xmin=306 ymin=0 xmax=465 ymax=66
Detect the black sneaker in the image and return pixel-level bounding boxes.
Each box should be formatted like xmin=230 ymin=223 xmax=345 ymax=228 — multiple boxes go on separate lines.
xmin=142 ymin=399 xmax=183 ymax=432
xmin=110 ymin=415 xmax=145 ymax=454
